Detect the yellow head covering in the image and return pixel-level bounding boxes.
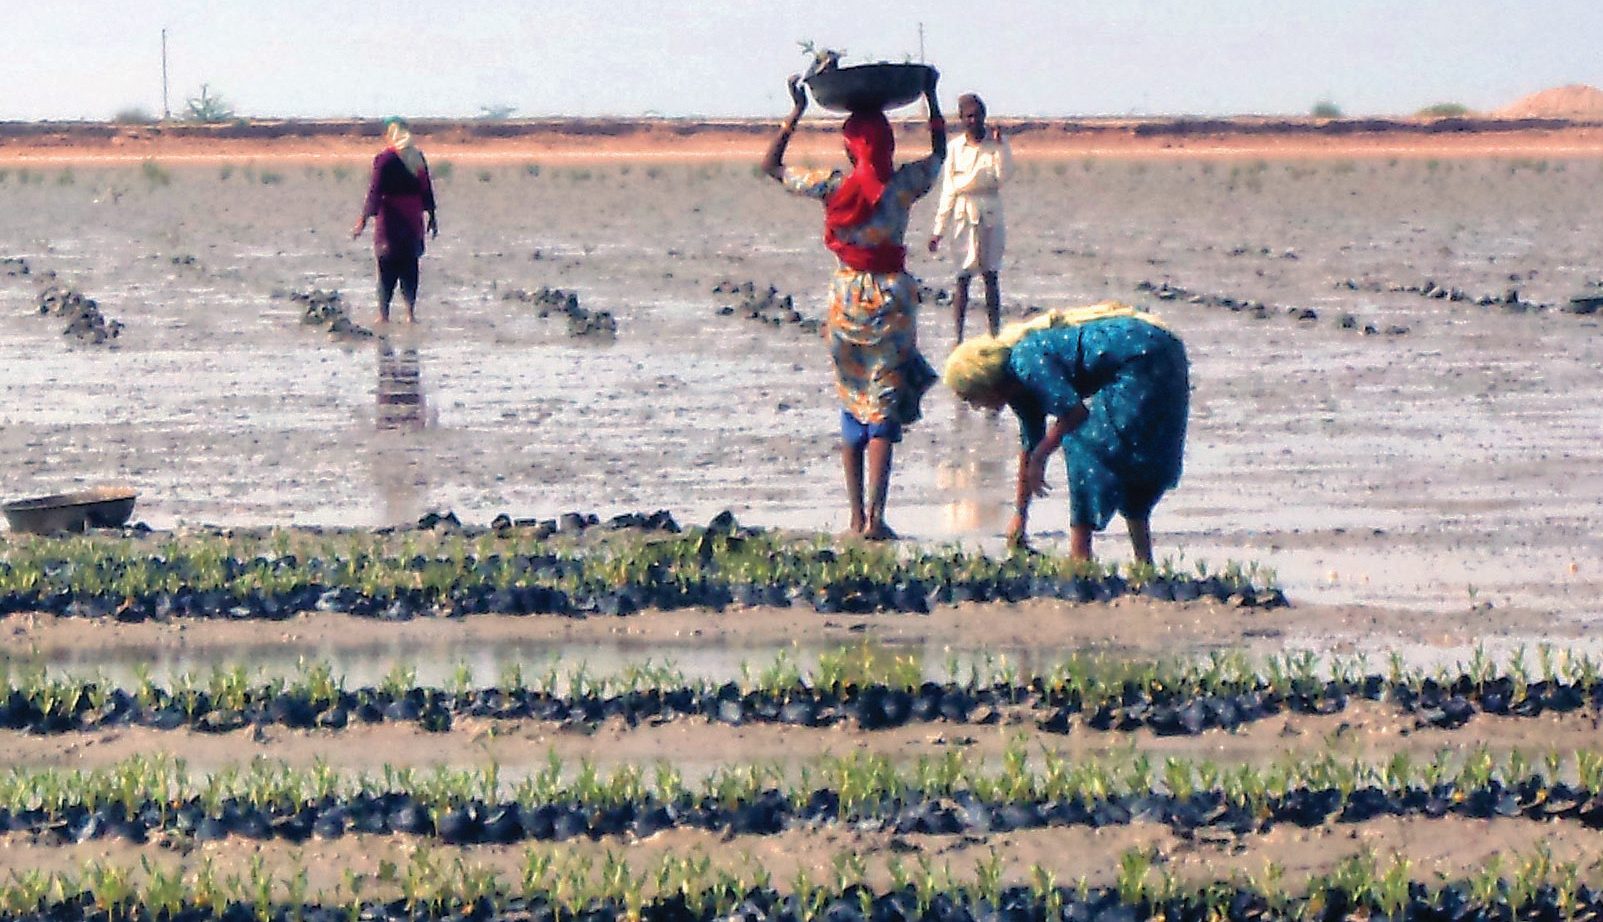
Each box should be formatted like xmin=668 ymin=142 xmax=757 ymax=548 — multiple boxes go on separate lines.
xmin=383 ymin=117 xmax=426 ymax=175
xmin=941 ymin=301 xmax=1169 ymax=402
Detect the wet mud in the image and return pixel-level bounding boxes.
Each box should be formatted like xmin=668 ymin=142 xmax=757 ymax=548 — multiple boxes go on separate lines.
xmin=1 ymin=157 xmax=1601 ymax=624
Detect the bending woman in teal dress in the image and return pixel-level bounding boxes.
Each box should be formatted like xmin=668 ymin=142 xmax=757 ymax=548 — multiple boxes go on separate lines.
xmin=762 ymin=69 xmax=946 ymax=539
xmin=942 ymin=303 xmax=1189 ymax=562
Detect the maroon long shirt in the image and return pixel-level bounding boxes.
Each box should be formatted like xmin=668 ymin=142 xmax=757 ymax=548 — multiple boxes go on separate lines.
xmin=362 ymin=148 xmax=436 ymax=260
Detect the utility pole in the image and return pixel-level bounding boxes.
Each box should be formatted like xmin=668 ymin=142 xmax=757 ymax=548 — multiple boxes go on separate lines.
xmin=917 ymin=22 xmax=925 ymax=63
xmin=161 ymin=28 xmax=170 ymax=120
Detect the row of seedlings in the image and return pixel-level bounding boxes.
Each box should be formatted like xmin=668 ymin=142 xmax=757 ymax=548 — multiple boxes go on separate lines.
xmin=1337 ymin=276 xmax=1603 ymax=316
xmin=500 ymin=287 xmax=617 ymax=338
xmin=1136 ymin=279 xmax=1410 ymax=336
xmin=275 ymin=288 xmax=375 ymax=340
xmin=1 ymin=645 xmax=1599 ymax=737
xmin=0 ymin=846 xmax=1597 ymax=922
xmin=0 ymin=518 xmax=1286 ymax=621
xmin=710 ymin=280 xmax=823 ymax=334
xmin=6 ymin=745 xmax=1603 ymax=845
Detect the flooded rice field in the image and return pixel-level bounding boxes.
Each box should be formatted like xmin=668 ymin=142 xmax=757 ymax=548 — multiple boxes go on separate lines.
xmin=3 ymin=155 xmax=1602 ymax=627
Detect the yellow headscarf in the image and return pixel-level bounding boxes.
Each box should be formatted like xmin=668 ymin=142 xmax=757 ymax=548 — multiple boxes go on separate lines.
xmin=941 ymin=301 xmax=1169 ymax=401
xmin=384 ymin=118 xmax=426 ymax=176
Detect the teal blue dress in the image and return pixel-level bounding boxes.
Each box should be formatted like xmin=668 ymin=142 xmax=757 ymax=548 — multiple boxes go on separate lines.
xmin=1007 ymin=317 xmax=1189 ymax=530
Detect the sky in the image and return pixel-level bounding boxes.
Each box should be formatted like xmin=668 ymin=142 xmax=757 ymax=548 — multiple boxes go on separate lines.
xmin=3 ymin=1 xmax=1600 ymax=121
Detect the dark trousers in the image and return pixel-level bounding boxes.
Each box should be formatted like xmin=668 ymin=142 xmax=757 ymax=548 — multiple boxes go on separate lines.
xmin=377 ymin=254 xmax=420 ymax=312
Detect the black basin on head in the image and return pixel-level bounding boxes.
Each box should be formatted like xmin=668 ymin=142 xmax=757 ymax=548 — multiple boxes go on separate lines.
xmin=805 ymin=64 xmax=933 ymax=114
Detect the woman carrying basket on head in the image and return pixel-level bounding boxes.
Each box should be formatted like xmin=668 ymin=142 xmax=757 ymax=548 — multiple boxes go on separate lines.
xmin=942 ymin=303 xmax=1190 ymax=563
xmin=762 ymin=68 xmax=946 ymax=540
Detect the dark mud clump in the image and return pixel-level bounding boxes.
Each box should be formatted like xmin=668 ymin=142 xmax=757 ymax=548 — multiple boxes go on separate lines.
xmin=281 ymin=288 xmax=375 ymax=340
xmin=36 ymin=284 xmax=125 ymax=345
xmin=712 ymin=279 xmax=822 ymax=334
xmin=1338 ymin=275 xmax=1603 ymax=317
xmin=503 ymin=286 xmax=618 ymax=339
xmin=1139 ymin=280 xmax=1409 ymax=337
xmin=2 ymin=256 xmax=32 ymax=278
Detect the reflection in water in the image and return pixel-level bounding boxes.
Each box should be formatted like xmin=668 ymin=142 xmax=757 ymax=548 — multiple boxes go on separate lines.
xmin=934 ymin=405 xmax=1010 ymax=534
xmin=376 ymin=344 xmax=429 ymax=431
xmin=369 ymin=343 xmax=435 ymax=526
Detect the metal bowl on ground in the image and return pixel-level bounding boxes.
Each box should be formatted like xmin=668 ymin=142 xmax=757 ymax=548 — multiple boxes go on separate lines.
xmin=3 ymin=486 xmax=138 ymax=534
xmin=805 ymin=64 xmax=933 ymax=113
xmin=1566 ymin=294 xmax=1603 ymax=315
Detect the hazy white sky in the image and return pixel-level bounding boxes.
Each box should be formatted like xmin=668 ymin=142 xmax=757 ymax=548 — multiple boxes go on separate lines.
xmin=5 ymin=1 xmax=1599 ymax=120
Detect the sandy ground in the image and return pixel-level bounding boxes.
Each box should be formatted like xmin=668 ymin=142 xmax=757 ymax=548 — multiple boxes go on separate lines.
xmin=2 ymin=817 xmax=1598 ymax=894
xmin=3 ymin=700 xmax=1597 ymax=776
xmin=4 ymin=121 xmax=1603 ymax=165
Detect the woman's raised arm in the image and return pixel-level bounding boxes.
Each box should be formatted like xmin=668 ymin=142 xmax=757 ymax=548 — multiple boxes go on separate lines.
xmin=762 ymin=76 xmax=809 ymax=181
xmin=924 ymin=68 xmax=946 ymax=162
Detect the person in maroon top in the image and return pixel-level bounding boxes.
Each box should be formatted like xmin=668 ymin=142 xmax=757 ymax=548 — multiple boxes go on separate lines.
xmin=351 ymin=117 xmax=438 ymax=324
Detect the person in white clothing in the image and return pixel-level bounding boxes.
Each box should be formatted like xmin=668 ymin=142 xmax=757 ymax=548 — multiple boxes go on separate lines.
xmin=928 ymin=93 xmax=1012 ymax=342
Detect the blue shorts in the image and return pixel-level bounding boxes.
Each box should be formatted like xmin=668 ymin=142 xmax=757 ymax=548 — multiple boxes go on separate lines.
xmin=841 ymin=410 xmax=902 ymax=449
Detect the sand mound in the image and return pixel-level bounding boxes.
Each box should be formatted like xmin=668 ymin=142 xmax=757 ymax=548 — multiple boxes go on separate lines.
xmin=1495 ymin=84 xmax=1603 ymax=119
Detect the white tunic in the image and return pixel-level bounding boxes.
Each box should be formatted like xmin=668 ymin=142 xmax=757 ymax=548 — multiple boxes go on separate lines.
xmin=931 ymin=132 xmax=1013 ymax=238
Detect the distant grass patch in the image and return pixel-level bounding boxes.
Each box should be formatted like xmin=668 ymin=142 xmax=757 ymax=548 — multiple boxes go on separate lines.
xmin=1311 ymin=100 xmax=1343 ymax=118
xmin=113 ymin=107 xmax=155 ymax=125
xmin=332 ymin=165 xmax=352 ymax=182
xmin=140 ymin=158 xmax=171 ymax=187
xmin=476 ymin=169 xmax=493 ymax=183
xmin=218 ymin=165 xmax=234 ymax=181
xmin=1417 ymin=102 xmax=1470 ymax=118
xmin=258 ymin=171 xmax=284 ymax=185
xmin=432 ymin=160 xmax=454 ymax=180
xmin=55 ymin=169 xmax=75 ymax=186
xmin=524 ymin=163 xmax=542 ymax=178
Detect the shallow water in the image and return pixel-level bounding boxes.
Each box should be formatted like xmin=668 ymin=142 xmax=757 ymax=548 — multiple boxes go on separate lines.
xmin=2 ymin=159 xmax=1602 ymax=621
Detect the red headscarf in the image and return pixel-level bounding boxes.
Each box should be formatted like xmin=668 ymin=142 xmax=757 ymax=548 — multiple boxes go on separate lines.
xmin=824 ymin=111 xmax=906 ymax=273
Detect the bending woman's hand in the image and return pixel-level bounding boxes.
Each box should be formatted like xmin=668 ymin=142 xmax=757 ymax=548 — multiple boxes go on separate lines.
xmin=1006 ymin=514 xmax=1029 ymax=550
xmin=1023 ymin=452 xmax=1052 ymax=499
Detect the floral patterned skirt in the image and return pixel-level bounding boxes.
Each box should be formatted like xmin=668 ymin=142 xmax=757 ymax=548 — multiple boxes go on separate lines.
xmin=825 ymin=268 xmax=936 ymax=427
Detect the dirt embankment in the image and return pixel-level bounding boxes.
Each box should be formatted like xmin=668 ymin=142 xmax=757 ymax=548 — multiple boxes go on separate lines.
xmin=4 ymin=116 xmax=1603 ymax=165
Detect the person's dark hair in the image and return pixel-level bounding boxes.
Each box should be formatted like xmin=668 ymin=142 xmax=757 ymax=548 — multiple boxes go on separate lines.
xmin=958 ymin=93 xmax=987 ymax=117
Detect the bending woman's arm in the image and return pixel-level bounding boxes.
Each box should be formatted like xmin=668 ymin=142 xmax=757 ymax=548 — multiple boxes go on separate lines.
xmin=1008 ymin=404 xmax=1090 ymax=548
xmin=762 ymin=76 xmax=808 ymax=181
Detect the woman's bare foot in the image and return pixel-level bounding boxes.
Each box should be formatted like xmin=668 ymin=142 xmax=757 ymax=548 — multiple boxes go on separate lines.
xmin=862 ymin=521 xmax=898 ymax=541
